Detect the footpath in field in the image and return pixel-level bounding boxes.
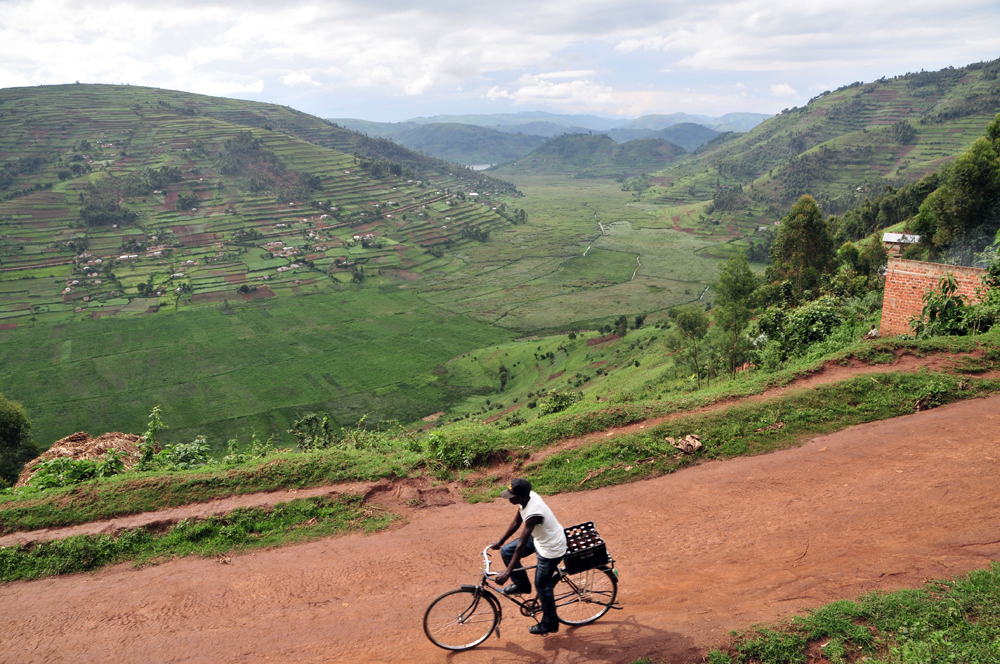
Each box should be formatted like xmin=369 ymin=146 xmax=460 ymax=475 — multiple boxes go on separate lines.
xmin=2 ymin=396 xmax=1000 ymax=664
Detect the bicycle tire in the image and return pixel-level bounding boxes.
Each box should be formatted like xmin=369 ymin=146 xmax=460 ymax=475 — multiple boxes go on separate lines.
xmin=423 ymin=587 xmax=500 ymax=651
xmin=554 ymin=567 xmax=617 ymax=625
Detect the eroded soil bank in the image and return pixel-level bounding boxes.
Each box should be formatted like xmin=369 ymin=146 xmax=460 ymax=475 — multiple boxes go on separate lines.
xmin=3 ymin=396 xmax=1000 ymax=664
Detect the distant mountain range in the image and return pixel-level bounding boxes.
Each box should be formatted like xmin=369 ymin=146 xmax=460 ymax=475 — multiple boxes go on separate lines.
xmin=331 ymin=111 xmax=771 ymax=166
xmin=491 ymin=134 xmax=687 ymax=178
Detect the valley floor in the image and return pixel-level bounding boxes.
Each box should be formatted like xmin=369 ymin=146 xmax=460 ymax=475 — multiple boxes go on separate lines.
xmin=3 ymin=396 xmax=1000 ymax=663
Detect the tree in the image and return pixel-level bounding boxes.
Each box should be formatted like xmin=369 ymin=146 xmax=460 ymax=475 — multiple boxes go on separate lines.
xmin=669 ymin=305 xmax=710 ymax=389
xmin=0 ymin=393 xmax=38 ymax=487
xmin=613 ymin=315 xmax=629 ymax=337
xmin=713 ymin=252 xmax=758 ymax=377
xmin=768 ymin=195 xmax=835 ymax=294
xmin=912 ymin=135 xmax=1000 ymax=261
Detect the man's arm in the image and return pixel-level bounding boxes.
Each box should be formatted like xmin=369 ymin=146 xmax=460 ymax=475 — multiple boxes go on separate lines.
xmin=490 ymin=511 xmax=524 ymax=550
xmin=495 ymin=515 xmax=542 ymax=585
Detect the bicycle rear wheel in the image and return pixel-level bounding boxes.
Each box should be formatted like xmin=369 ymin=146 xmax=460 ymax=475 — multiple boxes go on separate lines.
xmin=555 ymin=567 xmax=617 ymax=625
xmin=423 ymin=587 xmax=500 ymax=651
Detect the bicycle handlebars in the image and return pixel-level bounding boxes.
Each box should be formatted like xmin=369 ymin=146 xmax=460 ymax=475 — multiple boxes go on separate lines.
xmin=481 ymin=545 xmax=498 ymax=578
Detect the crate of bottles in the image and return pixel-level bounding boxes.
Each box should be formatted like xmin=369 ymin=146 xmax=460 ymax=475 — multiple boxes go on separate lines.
xmin=562 ymin=522 xmax=610 ymax=574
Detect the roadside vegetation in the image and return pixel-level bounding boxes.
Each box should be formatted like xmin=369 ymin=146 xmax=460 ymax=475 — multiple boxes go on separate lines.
xmin=0 ymin=494 xmax=394 ymax=583
xmin=688 ymin=563 xmax=1000 ymax=664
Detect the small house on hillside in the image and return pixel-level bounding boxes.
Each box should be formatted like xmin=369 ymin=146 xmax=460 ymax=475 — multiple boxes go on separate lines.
xmin=882 ymin=233 xmax=920 ymax=256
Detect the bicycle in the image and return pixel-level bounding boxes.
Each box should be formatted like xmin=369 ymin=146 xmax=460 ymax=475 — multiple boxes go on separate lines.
xmin=423 ymin=545 xmax=620 ymax=651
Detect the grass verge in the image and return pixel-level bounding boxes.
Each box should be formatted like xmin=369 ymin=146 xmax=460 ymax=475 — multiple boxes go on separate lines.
xmin=2 ymin=336 xmax=998 ymax=534
xmin=0 ymin=445 xmax=418 ymax=534
xmin=700 ymin=562 xmax=1000 ymax=663
xmin=0 ymin=494 xmax=395 ymax=583
xmin=487 ymin=371 xmax=1000 ymax=496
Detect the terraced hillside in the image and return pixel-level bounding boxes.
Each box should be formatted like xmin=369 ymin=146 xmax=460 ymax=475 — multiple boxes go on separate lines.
xmin=0 ymin=84 xmax=520 ymax=320
xmin=643 ymin=59 xmax=1000 ymax=230
xmin=0 ymin=84 xmax=522 ymax=446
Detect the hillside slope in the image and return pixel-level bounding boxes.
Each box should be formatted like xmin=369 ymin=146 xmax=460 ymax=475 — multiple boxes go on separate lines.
xmin=492 ymin=134 xmax=686 ymax=177
xmin=0 ymin=84 xmax=521 ymax=446
xmin=330 ymin=119 xmax=548 ymax=165
xmin=605 ymin=122 xmax=720 ymax=150
xmin=647 ymin=59 xmax=1000 ymax=218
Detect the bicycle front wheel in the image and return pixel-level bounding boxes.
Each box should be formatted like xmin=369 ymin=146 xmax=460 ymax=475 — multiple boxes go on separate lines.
xmin=555 ymin=567 xmax=617 ymax=625
xmin=423 ymin=587 xmax=500 ymax=651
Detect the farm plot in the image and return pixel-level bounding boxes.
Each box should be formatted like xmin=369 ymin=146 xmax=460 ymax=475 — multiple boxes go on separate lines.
xmin=0 ymin=289 xmax=512 ymax=449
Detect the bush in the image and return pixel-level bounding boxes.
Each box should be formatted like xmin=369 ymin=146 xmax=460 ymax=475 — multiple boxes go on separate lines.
xmin=784 ymin=296 xmax=844 ymax=354
xmin=539 ymin=390 xmax=582 ymax=416
xmin=425 ymin=426 xmax=500 ymax=468
xmin=29 ymin=451 xmax=124 ymax=489
xmin=149 ymin=436 xmax=212 ymax=470
xmin=0 ymin=394 xmax=37 ymax=487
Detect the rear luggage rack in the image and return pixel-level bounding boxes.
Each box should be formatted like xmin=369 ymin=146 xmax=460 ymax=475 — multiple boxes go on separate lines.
xmin=562 ymin=522 xmax=611 ymax=574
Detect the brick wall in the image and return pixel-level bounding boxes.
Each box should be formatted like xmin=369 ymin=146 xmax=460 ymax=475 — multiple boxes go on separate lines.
xmin=880 ymin=257 xmax=987 ymax=336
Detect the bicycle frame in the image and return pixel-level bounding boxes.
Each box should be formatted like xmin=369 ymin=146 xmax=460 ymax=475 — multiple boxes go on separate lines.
xmin=423 ymin=545 xmax=621 ymax=650
xmin=472 ymin=545 xmax=614 ymax=623
xmin=467 ymin=546 xmax=537 ymax=623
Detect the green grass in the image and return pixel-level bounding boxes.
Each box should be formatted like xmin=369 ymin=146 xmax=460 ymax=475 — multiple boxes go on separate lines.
xmin=0 ymin=288 xmax=511 ymax=449
xmin=643 ymin=59 xmax=1000 ymax=221
xmin=0 ymin=444 xmax=417 ymax=533
xmin=524 ymin=370 xmax=998 ymax=495
xmin=4 ymin=331 xmax=997 ymax=533
xmin=702 ymin=563 xmax=1000 ymax=663
xmin=0 ymin=493 xmax=395 ymax=583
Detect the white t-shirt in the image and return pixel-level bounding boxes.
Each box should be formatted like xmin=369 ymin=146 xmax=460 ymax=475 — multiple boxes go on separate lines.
xmin=519 ymin=491 xmax=567 ymax=559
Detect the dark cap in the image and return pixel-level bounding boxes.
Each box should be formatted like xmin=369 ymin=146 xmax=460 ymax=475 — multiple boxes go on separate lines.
xmin=501 ymin=478 xmax=531 ymax=499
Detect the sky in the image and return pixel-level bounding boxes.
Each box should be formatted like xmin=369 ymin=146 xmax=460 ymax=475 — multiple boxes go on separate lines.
xmin=0 ymin=0 xmax=998 ymax=122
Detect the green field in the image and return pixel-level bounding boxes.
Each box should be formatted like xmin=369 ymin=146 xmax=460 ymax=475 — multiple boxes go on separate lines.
xmin=0 ymin=285 xmax=510 ymax=448
xmin=1 ymin=71 xmax=984 ymax=453
xmin=415 ymin=174 xmax=735 ymax=332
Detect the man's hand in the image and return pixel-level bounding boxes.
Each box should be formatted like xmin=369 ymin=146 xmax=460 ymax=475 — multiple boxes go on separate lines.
xmin=495 ymin=570 xmax=510 ymax=585
xmin=490 ymin=540 xmax=504 ymax=550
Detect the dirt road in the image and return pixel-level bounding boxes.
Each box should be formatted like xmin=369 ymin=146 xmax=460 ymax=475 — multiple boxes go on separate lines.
xmin=3 ymin=396 xmax=1000 ymax=664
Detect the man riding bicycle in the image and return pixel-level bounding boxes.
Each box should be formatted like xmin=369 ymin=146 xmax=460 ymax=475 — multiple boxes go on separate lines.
xmin=490 ymin=478 xmax=567 ymax=635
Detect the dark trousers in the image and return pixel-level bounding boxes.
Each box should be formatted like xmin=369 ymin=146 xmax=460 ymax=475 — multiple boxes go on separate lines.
xmin=501 ymin=535 xmax=562 ymax=629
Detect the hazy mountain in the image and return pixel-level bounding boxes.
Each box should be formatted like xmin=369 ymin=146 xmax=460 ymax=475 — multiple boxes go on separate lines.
xmin=490 ymin=121 xmax=593 ymax=138
xmin=493 ymin=134 xmax=686 ymax=177
xmin=603 ymin=123 xmax=720 ymax=151
xmin=331 ymin=118 xmax=548 ymax=164
xmin=624 ymin=112 xmax=771 ymax=133
xmin=406 ymin=111 xmax=624 ymax=131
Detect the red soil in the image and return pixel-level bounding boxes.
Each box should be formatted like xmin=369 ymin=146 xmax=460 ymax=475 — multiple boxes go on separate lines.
xmin=241 ymin=286 xmax=275 ymax=301
xmin=2 ymin=397 xmax=999 ymax=663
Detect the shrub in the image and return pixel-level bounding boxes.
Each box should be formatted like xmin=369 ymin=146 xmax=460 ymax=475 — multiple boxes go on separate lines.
xmin=29 ymin=450 xmax=125 ymax=489
xmin=0 ymin=393 xmax=37 ymax=487
xmin=538 ymin=390 xmax=582 ymax=416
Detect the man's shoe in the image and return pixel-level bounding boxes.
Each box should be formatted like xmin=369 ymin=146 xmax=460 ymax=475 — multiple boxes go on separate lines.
xmin=501 ymin=584 xmax=530 ymax=596
xmin=529 ymin=623 xmax=558 ymax=635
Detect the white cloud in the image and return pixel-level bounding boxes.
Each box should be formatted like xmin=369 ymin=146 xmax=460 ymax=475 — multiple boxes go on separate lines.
xmin=536 ymin=70 xmax=597 ymax=80
xmin=0 ymin=0 xmax=996 ymax=117
xmin=770 ymin=83 xmax=798 ymax=98
xmin=485 ymin=74 xmax=617 ymax=110
xmin=283 ymin=72 xmax=321 ymax=88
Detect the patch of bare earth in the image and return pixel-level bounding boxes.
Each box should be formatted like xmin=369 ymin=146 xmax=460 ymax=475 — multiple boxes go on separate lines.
xmin=2 ymin=398 xmax=999 ymax=663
